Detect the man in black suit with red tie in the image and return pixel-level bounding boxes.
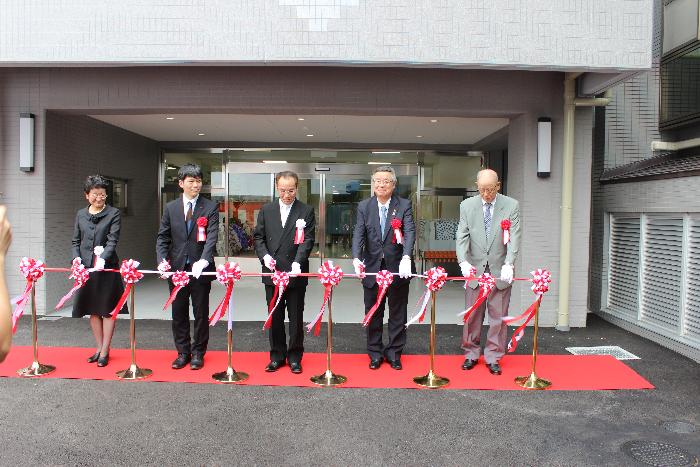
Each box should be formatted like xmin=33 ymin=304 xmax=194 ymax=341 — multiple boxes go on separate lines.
xmin=254 ymin=171 xmax=315 ymax=374
xmin=156 ymin=163 xmax=219 ymax=370
xmin=352 ymin=166 xmax=415 ymax=370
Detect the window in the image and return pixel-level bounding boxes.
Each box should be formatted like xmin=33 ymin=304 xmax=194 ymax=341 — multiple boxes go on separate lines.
xmin=104 ymin=177 xmax=128 ymax=214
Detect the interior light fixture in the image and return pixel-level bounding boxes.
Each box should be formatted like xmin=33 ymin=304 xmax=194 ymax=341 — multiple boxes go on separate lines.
xmin=306 ymin=134 xmax=314 ymax=137
xmin=298 ymin=118 xmax=305 ymax=121
xmin=416 ymin=135 xmax=423 ymax=138
xmin=537 ymin=117 xmax=552 ymax=178
xmin=368 ymin=162 xmax=391 ymax=165
xmin=20 ymin=113 xmax=34 ymax=172
xmin=263 ymin=160 xmax=288 ymax=164
xmin=198 ymin=133 xmax=205 ymax=136
xmin=166 ymin=117 xmax=174 ymax=120
xmin=371 ymin=151 xmax=401 ymax=154
xmin=430 ymin=119 xmax=438 ymax=123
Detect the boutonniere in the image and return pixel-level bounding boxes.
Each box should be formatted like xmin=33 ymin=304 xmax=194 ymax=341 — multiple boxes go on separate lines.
xmin=294 ymin=219 xmax=306 ymax=245
xmin=391 ymin=218 xmax=403 ymax=244
xmin=196 ymin=217 xmax=208 ymax=242
xmin=501 ymin=219 xmax=511 ymax=245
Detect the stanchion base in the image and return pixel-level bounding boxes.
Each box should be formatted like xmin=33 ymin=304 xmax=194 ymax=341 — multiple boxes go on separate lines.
xmin=514 ymin=372 xmax=551 ymax=390
xmin=413 ymin=371 xmax=450 ymax=389
xmin=212 ymin=368 xmax=249 ymax=384
xmin=116 ymin=364 xmax=152 ymax=380
xmin=17 ymin=361 xmax=56 ymax=377
xmin=310 ymin=370 xmax=347 ymax=387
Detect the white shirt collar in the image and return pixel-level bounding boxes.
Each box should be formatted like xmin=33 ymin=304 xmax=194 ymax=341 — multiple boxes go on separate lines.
xmin=377 ymin=197 xmax=391 ymax=210
xmin=481 ymin=195 xmax=496 ymax=207
xmin=279 ymin=198 xmax=294 ymax=210
xmin=183 ymin=193 xmax=199 ymax=205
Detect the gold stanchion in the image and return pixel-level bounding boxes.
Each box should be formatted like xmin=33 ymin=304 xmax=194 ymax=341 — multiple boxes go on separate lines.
xmin=115 ymin=286 xmax=152 ymax=380
xmin=413 ymin=292 xmax=449 ymax=388
xmin=17 ymin=283 xmax=55 ymax=377
xmin=212 ymin=328 xmax=249 ymax=383
xmin=311 ymin=289 xmax=346 ymax=386
xmin=514 ymin=299 xmax=551 ymax=389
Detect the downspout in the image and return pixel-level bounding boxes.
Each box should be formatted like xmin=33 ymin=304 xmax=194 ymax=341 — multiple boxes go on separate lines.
xmin=556 ymin=74 xmax=610 ymax=331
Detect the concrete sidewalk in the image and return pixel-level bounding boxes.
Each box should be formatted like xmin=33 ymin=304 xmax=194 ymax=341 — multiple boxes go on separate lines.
xmin=0 ymin=314 xmax=698 ymax=466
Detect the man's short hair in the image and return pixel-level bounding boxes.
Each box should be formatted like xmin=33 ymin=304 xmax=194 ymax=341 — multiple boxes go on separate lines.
xmin=275 ymin=170 xmax=299 ymax=187
xmin=372 ymin=165 xmax=397 ymax=183
xmin=178 ymin=163 xmax=203 ymax=181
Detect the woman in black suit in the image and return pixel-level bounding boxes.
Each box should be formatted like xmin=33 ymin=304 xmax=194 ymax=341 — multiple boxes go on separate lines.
xmin=72 ymin=175 xmax=127 ymax=367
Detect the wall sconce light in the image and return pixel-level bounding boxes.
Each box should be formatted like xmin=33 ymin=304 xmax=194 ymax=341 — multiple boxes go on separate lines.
xmin=537 ymin=117 xmax=551 ymax=178
xmin=20 ymin=113 xmax=35 ymax=172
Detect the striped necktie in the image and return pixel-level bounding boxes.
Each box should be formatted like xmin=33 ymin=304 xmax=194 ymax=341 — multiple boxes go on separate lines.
xmin=484 ymin=202 xmax=492 ymax=240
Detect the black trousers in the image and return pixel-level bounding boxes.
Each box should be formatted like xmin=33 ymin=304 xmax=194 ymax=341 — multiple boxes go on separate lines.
xmin=265 ymin=284 xmax=306 ymax=364
xmin=169 ymin=277 xmax=211 ymax=355
xmin=363 ymin=279 xmax=410 ymax=361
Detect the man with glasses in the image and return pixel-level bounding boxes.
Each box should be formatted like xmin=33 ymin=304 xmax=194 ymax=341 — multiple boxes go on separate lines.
xmin=456 ymin=169 xmax=521 ymax=375
xmin=254 ymin=171 xmax=315 ymax=374
xmin=352 ymin=166 xmax=415 ymax=370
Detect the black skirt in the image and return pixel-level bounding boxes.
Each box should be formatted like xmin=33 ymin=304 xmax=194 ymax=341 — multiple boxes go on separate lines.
xmin=72 ymin=270 xmax=128 ymax=318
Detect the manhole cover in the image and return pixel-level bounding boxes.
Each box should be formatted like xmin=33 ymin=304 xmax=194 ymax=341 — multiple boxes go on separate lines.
xmin=566 ymin=345 xmax=640 ymax=360
xmin=661 ymin=421 xmax=697 ymax=434
xmin=621 ymin=440 xmax=697 ymax=466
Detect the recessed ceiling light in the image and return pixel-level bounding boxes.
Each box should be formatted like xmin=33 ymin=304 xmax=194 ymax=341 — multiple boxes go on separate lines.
xmin=306 ymin=134 xmax=314 ymax=137
xmin=430 ymin=119 xmax=438 ymax=123
xmin=368 ymin=162 xmax=391 ymax=165
xmin=198 ymin=133 xmax=205 ymax=136
xmin=416 ymin=135 xmax=423 ymax=138
xmin=298 ymin=118 xmax=305 ymax=121
xmin=371 ymin=151 xmax=401 ymax=154
xmin=263 ymin=160 xmax=288 ymax=164
xmin=166 ymin=117 xmax=175 ymax=120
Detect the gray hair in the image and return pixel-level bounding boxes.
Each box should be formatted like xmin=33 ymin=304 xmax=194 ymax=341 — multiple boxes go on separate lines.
xmin=372 ymin=165 xmax=397 ymax=183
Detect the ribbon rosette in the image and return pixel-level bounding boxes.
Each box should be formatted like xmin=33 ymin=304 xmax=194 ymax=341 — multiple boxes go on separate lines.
xmin=504 ymin=269 xmax=553 ymax=352
xmin=196 ymin=216 xmax=208 ymax=242
xmin=406 ymin=266 xmax=447 ymax=327
xmin=55 ymin=258 xmax=90 ymax=310
xmin=110 ymin=259 xmax=143 ymax=319
xmin=209 ymin=262 xmax=242 ymax=326
xmin=163 ymin=270 xmax=190 ymax=310
xmin=263 ymin=270 xmax=290 ymax=330
xmin=362 ymin=270 xmax=394 ymax=327
xmin=157 ymin=259 xmax=172 ymax=279
xmin=11 ymin=257 xmax=45 ymax=333
xmin=391 ymin=218 xmax=403 ymax=244
xmin=457 ymin=273 xmax=497 ymax=323
xmin=306 ymin=261 xmax=343 ymax=335
xmin=294 ymin=219 xmax=306 ymax=245
xmin=501 ymin=219 xmax=511 ymax=245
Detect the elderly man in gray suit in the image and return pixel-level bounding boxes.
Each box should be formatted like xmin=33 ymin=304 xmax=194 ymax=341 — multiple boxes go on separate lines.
xmin=456 ymin=169 xmax=521 ymax=375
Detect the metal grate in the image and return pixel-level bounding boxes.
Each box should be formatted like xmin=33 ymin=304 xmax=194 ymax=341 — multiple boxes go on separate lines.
xmin=565 ymin=345 xmax=640 ymax=360
xmin=661 ymin=421 xmax=697 ymax=434
xmin=621 ymin=440 xmax=697 ymax=467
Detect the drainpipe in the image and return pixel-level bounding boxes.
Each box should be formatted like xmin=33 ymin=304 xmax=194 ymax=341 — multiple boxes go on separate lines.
xmin=556 ymin=74 xmax=610 ymax=331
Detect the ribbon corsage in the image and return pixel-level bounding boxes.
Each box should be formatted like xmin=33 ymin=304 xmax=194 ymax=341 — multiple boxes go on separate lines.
xmin=501 ymin=219 xmax=511 ymax=245
xmin=197 ymin=216 xmax=208 ymax=242
xmin=294 ymin=219 xmax=306 ymax=245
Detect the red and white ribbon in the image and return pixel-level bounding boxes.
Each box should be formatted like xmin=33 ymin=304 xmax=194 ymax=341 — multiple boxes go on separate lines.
xmin=406 ymin=266 xmax=447 ymax=327
xmin=197 ymin=216 xmax=208 ymax=242
xmin=10 ymin=257 xmax=45 ymax=333
xmin=306 ymin=261 xmax=343 ymax=335
xmin=457 ymin=273 xmax=497 ymax=323
xmin=391 ymin=218 xmax=403 ymax=244
xmin=263 ymin=270 xmax=290 ymax=330
xmin=110 ymin=259 xmax=143 ymax=320
xmin=504 ymin=269 xmax=552 ymax=352
xmin=163 ymin=270 xmax=190 ymax=310
xmin=362 ymin=270 xmax=394 ymax=327
xmin=294 ymin=219 xmax=306 ymax=245
xmin=157 ymin=259 xmax=171 ymax=279
xmin=501 ymin=219 xmax=511 ymax=245
xmin=55 ymin=258 xmax=90 ymax=310
xmin=209 ymin=262 xmax=242 ymax=327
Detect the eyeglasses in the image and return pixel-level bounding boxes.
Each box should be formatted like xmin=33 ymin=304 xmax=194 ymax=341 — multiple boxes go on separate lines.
xmin=373 ymin=179 xmax=395 ymax=186
xmin=89 ymin=193 xmax=108 ymax=199
xmin=476 ymin=184 xmax=499 ymax=194
xmin=278 ymin=188 xmax=297 ymax=195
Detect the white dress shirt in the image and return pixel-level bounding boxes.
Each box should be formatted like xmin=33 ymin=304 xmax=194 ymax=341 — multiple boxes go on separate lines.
xmin=279 ymin=198 xmax=294 ymax=227
xmin=183 ymin=194 xmax=199 ymax=219
xmin=377 ymin=198 xmax=391 ymax=227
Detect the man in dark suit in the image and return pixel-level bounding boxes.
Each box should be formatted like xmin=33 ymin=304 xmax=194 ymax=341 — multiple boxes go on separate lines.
xmin=156 ymin=163 xmax=219 ymax=370
xmin=254 ymin=171 xmax=315 ymax=374
xmin=352 ymin=166 xmax=415 ymax=370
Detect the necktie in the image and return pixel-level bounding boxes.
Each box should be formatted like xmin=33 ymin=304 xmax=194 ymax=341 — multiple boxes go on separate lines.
xmin=380 ymin=205 xmax=388 ymax=237
xmin=484 ymin=202 xmax=492 ymax=240
xmin=186 ymin=201 xmax=193 ymax=233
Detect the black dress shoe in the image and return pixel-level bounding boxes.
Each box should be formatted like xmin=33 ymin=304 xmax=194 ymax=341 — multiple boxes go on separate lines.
xmin=389 ymin=359 xmax=402 ymax=370
xmin=289 ymin=362 xmax=302 ymax=374
xmin=486 ymin=362 xmax=502 ymax=375
xmin=97 ymin=353 xmax=109 ymax=367
xmin=461 ymin=358 xmax=478 ymax=370
xmin=190 ymin=353 xmax=204 ymax=370
xmin=172 ymin=353 xmax=191 ymax=370
xmin=369 ymin=357 xmax=383 ymax=370
xmin=265 ymin=360 xmax=285 ymax=372
xmin=87 ymin=351 xmax=100 ymax=363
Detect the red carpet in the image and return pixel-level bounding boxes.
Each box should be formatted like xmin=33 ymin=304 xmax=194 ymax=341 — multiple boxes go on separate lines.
xmin=0 ymin=346 xmax=653 ymax=390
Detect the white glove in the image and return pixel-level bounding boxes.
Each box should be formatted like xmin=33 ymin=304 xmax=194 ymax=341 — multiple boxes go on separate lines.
xmin=352 ymin=258 xmax=365 ymax=278
xmin=72 ymin=257 xmax=82 ymax=266
xmin=157 ymin=259 xmax=171 ymax=279
xmin=500 ymin=264 xmax=514 ymax=284
xmin=94 ymin=257 xmax=106 ymax=271
xmin=263 ymin=254 xmax=274 ymax=270
xmin=459 ymin=261 xmax=474 ymax=278
xmin=191 ymin=259 xmax=209 ymax=279
xmin=398 ymin=255 xmax=412 ymax=279
xmin=290 ymin=262 xmax=301 ymax=277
